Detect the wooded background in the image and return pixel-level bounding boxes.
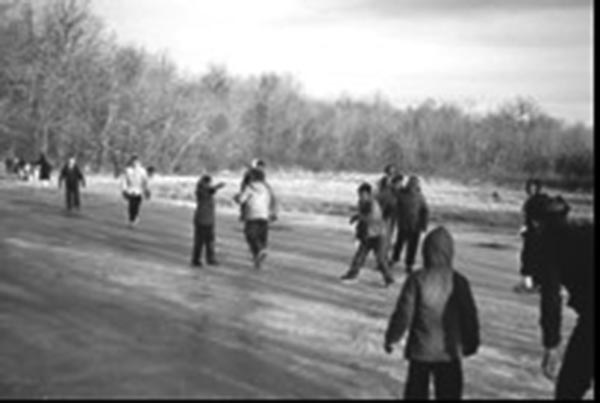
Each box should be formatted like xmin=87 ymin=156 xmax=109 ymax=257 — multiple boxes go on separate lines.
xmin=0 ymin=0 xmax=593 ymax=189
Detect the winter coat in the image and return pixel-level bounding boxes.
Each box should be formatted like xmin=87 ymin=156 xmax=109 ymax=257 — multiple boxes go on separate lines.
xmin=523 ymin=192 xmax=551 ymax=229
xmin=121 ymin=166 xmax=149 ymax=196
xmin=59 ymin=165 xmax=85 ymax=189
xmin=194 ymin=181 xmax=221 ymax=226
xmin=36 ymin=155 xmax=52 ymax=180
xmin=396 ymin=181 xmax=428 ymax=234
xmin=537 ymin=214 xmax=594 ymax=349
xmin=353 ymin=198 xmax=386 ymax=240
xmin=385 ymin=226 xmax=480 ymax=362
xmin=236 ymin=181 xmax=275 ymax=221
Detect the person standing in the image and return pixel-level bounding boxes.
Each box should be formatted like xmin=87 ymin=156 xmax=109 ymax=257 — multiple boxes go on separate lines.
xmin=340 ymin=182 xmax=395 ymax=287
xmin=234 ymin=168 xmax=277 ymax=270
xmin=191 ymin=174 xmax=226 ymax=268
xmin=514 ymin=178 xmax=550 ymax=294
xmin=392 ymin=175 xmax=429 ymax=274
xmin=534 ymin=196 xmax=594 ymax=400
xmin=121 ymin=155 xmax=150 ymax=228
xmin=58 ymin=156 xmax=85 ymax=212
xmin=384 ymin=226 xmax=480 ymax=400
xmin=35 ymin=152 xmax=53 ymax=187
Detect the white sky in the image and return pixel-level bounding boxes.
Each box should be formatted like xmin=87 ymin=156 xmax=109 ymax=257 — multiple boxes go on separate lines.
xmin=92 ymin=0 xmax=593 ymax=125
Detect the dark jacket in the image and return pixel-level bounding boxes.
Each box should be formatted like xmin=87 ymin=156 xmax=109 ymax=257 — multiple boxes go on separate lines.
xmin=523 ymin=192 xmax=550 ymax=229
xmin=396 ymin=180 xmax=428 ymax=234
xmin=36 ymin=155 xmax=52 ymax=180
xmin=59 ymin=165 xmax=85 ymax=189
xmin=376 ymin=185 xmax=398 ymax=221
xmin=385 ymin=227 xmax=480 ymax=362
xmin=538 ymin=217 xmax=594 ymax=349
xmin=194 ymin=180 xmax=223 ymax=226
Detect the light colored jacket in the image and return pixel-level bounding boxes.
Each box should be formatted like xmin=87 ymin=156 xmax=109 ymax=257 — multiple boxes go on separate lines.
xmin=236 ymin=181 xmax=273 ymax=221
xmin=121 ymin=166 xmax=149 ymax=196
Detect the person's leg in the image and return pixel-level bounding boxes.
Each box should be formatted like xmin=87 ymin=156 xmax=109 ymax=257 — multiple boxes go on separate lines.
xmin=375 ymin=236 xmax=395 ymax=285
xmin=244 ymin=221 xmax=260 ymax=259
xmin=191 ymin=223 xmax=202 ymax=266
xmin=73 ymin=186 xmax=80 ymax=210
xmin=404 ymin=361 xmax=431 ymax=400
xmin=342 ymin=240 xmax=370 ymax=279
xmin=555 ymin=315 xmax=595 ymax=400
xmin=205 ymin=225 xmax=218 ymax=265
xmin=129 ymin=195 xmax=142 ymax=223
xmin=392 ymin=228 xmax=406 ymax=263
xmin=65 ymin=188 xmax=73 ymax=211
xmin=405 ymin=231 xmax=421 ymax=273
xmin=433 ymin=360 xmax=463 ymax=400
xmin=254 ymin=220 xmax=268 ymax=268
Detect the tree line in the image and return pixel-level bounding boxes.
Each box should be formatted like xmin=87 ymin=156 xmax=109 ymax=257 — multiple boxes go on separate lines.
xmin=0 ymin=0 xmax=593 ymax=189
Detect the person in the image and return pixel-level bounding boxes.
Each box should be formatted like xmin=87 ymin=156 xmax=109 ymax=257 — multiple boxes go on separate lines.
xmin=533 ymin=196 xmax=594 ymax=400
xmin=377 ymin=164 xmax=399 ymax=194
xmin=514 ymin=178 xmax=550 ymax=294
xmin=58 ymin=156 xmax=86 ymax=211
xmin=191 ymin=174 xmax=226 ymax=268
xmin=341 ymin=182 xmax=395 ymax=287
xmin=239 ymin=158 xmax=277 ymax=222
xmin=392 ymin=175 xmax=429 ymax=274
xmin=35 ymin=152 xmax=53 ymax=187
xmin=121 ymin=155 xmax=150 ymax=228
xmin=234 ymin=168 xmax=278 ymax=270
xmin=377 ymin=173 xmax=404 ymax=265
xmin=384 ymin=226 xmax=480 ymax=400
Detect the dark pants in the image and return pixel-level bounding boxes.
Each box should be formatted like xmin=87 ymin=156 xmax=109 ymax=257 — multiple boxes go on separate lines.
xmin=65 ymin=186 xmax=80 ymax=210
xmin=520 ymin=228 xmax=541 ymax=282
xmin=347 ymin=236 xmax=393 ymax=282
xmin=244 ymin=219 xmax=268 ymax=258
xmin=555 ymin=315 xmax=595 ymax=400
xmin=404 ymin=360 xmax=463 ymax=400
xmin=191 ymin=224 xmax=216 ymax=265
xmin=127 ymin=194 xmax=143 ymax=223
xmin=392 ymin=230 xmax=421 ymax=271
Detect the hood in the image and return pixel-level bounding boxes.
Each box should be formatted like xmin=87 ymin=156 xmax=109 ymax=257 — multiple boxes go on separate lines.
xmin=422 ymin=226 xmax=454 ymax=269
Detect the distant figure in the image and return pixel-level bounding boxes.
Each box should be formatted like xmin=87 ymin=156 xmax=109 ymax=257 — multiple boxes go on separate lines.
xmin=514 ymin=178 xmax=550 ymax=294
xmin=377 ymin=173 xmax=404 ymax=264
xmin=392 ymin=175 xmax=429 ymax=274
xmin=234 ymin=168 xmax=277 ymax=270
xmin=340 ymin=182 xmax=395 ymax=287
xmin=191 ymin=174 xmax=226 ymax=268
xmin=491 ymin=191 xmax=501 ymax=203
xmin=4 ymin=157 xmax=15 ymax=175
xmin=532 ymin=196 xmax=594 ymax=400
xmin=146 ymin=165 xmax=156 ymax=179
xmin=384 ymin=226 xmax=480 ymax=400
xmin=34 ymin=152 xmax=53 ymax=187
xmin=58 ymin=156 xmax=86 ymax=212
xmin=121 ymin=155 xmax=150 ymax=228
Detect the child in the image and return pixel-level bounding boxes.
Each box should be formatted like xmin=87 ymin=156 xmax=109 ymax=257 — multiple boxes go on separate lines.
xmin=384 ymin=226 xmax=480 ymax=400
xmin=341 ymin=182 xmax=395 ymax=287
xmin=234 ymin=168 xmax=277 ymax=270
xmin=191 ymin=174 xmax=225 ymax=267
xmin=121 ymin=155 xmax=150 ymax=227
xmin=58 ymin=156 xmax=86 ymax=211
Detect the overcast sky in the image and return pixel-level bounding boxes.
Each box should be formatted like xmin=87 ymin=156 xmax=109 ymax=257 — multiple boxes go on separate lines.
xmin=92 ymin=0 xmax=593 ymax=125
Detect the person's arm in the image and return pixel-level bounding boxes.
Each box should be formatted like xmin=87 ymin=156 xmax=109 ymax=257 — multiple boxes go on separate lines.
xmin=78 ymin=167 xmax=86 ymax=188
xmin=419 ymin=197 xmax=429 ymax=232
xmin=265 ymin=181 xmax=278 ymax=220
xmin=234 ymin=187 xmax=251 ymax=205
xmin=384 ymin=274 xmax=417 ymax=353
xmin=58 ymin=167 xmax=65 ymax=189
xmin=210 ymin=182 xmax=226 ymax=194
xmin=455 ymin=273 xmax=480 ymax=357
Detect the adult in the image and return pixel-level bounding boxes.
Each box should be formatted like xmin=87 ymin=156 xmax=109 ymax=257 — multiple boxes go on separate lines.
xmin=534 ymin=196 xmax=594 ymax=400
xmin=58 ymin=156 xmax=85 ymax=211
xmin=35 ymin=152 xmax=53 ymax=187
xmin=392 ymin=175 xmax=429 ymax=274
xmin=121 ymin=155 xmax=150 ymax=228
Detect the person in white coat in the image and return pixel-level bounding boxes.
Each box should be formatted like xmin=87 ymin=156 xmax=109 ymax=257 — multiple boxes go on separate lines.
xmin=121 ymin=155 xmax=150 ymax=227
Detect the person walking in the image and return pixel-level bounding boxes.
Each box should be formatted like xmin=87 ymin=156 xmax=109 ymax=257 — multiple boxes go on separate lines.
xmin=384 ymin=226 xmax=480 ymax=400
xmin=35 ymin=152 xmax=53 ymax=187
xmin=340 ymin=182 xmax=395 ymax=287
xmin=234 ymin=168 xmax=277 ymax=270
xmin=392 ymin=175 xmax=429 ymax=274
xmin=58 ymin=156 xmax=85 ymax=212
xmin=191 ymin=174 xmax=226 ymax=268
xmin=533 ymin=196 xmax=594 ymax=400
xmin=121 ymin=155 xmax=150 ymax=228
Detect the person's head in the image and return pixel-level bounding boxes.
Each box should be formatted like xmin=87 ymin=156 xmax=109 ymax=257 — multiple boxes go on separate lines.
xmin=146 ymin=166 xmax=156 ymax=178
xmin=248 ymin=167 xmax=265 ymax=183
xmin=407 ymin=175 xmax=421 ymax=192
xmin=200 ymin=174 xmax=212 ymax=186
xmin=526 ymin=178 xmax=542 ymax=196
xmin=128 ymin=155 xmax=140 ymax=168
xmin=422 ymin=226 xmax=454 ymax=269
xmin=384 ymin=164 xmax=397 ymax=177
xmin=391 ymin=174 xmax=404 ymax=190
xmin=357 ymin=182 xmax=373 ymax=203
xmin=67 ymin=156 xmax=76 ymax=168
xmin=251 ymin=158 xmax=266 ymax=170
xmin=539 ymin=195 xmax=570 ymax=227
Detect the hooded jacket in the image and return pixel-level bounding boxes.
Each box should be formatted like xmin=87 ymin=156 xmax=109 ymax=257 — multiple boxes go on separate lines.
xmin=236 ymin=181 xmax=276 ymax=221
xmin=385 ymin=226 xmax=480 ymax=362
xmin=396 ymin=178 xmax=429 ymax=234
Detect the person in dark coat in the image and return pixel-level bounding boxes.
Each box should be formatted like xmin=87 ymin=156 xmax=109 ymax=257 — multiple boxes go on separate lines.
xmin=533 ymin=196 xmax=594 ymax=400
xmin=191 ymin=174 xmax=225 ymax=268
xmin=377 ymin=173 xmax=404 ymax=264
xmin=384 ymin=226 xmax=480 ymax=400
xmin=377 ymin=163 xmax=399 ymax=194
xmin=341 ymin=182 xmax=395 ymax=287
xmin=58 ymin=156 xmax=85 ymax=211
xmin=392 ymin=175 xmax=429 ymax=274
xmin=514 ymin=178 xmax=551 ymax=293
xmin=34 ymin=152 xmax=53 ymax=186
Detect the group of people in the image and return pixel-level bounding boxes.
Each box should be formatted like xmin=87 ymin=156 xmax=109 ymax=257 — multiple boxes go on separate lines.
xmin=6 ymin=151 xmax=594 ymax=400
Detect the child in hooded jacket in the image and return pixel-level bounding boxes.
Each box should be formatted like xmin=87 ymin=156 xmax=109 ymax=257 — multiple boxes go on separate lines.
xmin=191 ymin=174 xmax=225 ymax=267
xmin=384 ymin=226 xmax=480 ymax=400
